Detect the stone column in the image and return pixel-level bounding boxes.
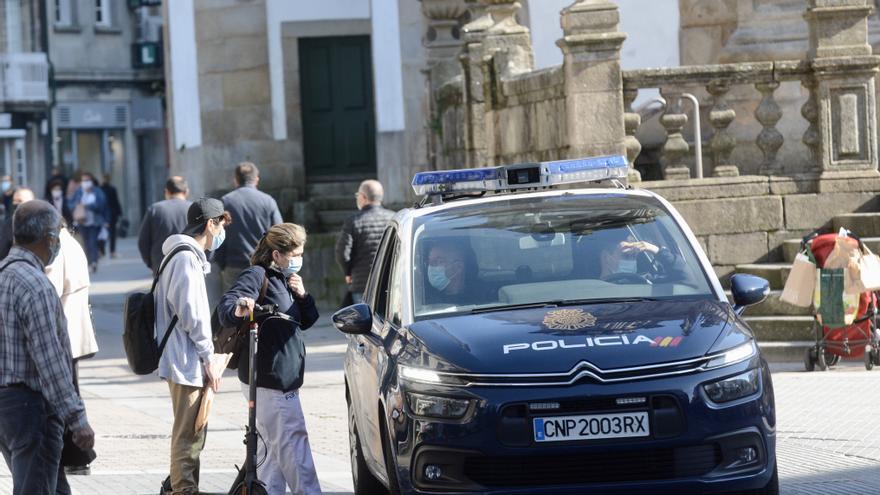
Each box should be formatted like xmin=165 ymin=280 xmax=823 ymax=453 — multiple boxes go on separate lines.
xmin=557 ymin=0 xmax=628 ymax=164
xmin=422 ymin=0 xmax=468 ymax=169
xmin=459 ymin=0 xmax=494 ymax=167
xmin=805 ymin=0 xmax=880 ymax=177
xmin=477 ymin=0 xmax=534 ymax=165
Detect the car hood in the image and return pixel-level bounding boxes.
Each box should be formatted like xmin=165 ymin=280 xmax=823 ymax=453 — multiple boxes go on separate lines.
xmin=404 ymin=298 xmax=749 ymax=374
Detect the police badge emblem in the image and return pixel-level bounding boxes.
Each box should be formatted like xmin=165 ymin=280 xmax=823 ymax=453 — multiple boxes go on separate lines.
xmin=543 ymin=309 xmax=597 ymax=330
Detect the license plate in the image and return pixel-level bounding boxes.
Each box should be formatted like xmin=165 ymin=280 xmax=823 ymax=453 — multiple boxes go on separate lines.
xmin=533 ymin=412 xmax=650 ymax=443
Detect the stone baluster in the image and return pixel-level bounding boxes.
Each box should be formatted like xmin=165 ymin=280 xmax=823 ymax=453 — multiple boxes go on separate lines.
xmin=659 ymin=89 xmax=691 ymax=180
xmin=800 ymin=76 xmax=821 ymax=174
xmin=706 ymin=80 xmax=739 ymax=177
xmin=754 ymin=81 xmax=784 ymax=175
xmin=623 ymin=85 xmax=642 ymax=182
xmin=422 ymin=0 xmax=469 ymax=84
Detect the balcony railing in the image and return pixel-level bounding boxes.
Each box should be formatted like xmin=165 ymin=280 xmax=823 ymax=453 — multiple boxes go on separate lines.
xmin=0 ymin=53 xmax=50 ymax=105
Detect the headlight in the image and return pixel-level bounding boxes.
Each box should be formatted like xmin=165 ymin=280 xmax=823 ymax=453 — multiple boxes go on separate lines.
xmin=406 ymin=392 xmax=471 ymax=419
xmin=705 ymin=341 xmax=757 ymax=369
xmin=398 ymin=365 xmax=467 ymax=386
xmin=703 ymin=369 xmax=761 ymax=404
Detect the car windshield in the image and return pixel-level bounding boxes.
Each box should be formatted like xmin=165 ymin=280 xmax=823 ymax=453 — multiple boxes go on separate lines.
xmin=411 ymin=193 xmax=715 ymax=319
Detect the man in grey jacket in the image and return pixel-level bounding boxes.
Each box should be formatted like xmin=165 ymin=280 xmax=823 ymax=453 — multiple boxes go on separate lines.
xmin=216 ymin=162 xmax=283 ymax=291
xmin=138 ymin=176 xmax=192 ymax=275
xmin=335 ymin=180 xmax=394 ymax=303
xmin=155 ymin=198 xmax=229 ymax=495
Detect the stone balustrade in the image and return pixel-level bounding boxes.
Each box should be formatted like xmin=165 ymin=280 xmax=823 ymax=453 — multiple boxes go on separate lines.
xmin=623 ymin=60 xmax=813 ymax=179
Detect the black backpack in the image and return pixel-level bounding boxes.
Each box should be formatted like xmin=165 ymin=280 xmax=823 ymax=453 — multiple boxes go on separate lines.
xmin=211 ymin=273 xmax=268 ymax=370
xmin=122 ymin=245 xmax=195 ymax=375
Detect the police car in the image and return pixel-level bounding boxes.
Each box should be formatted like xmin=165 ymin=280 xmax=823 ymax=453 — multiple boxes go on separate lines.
xmin=332 ymin=156 xmax=777 ymax=495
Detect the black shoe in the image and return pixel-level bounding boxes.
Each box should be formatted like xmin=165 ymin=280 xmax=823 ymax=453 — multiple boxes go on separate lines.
xmin=65 ymin=464 xmax=91 ymax=475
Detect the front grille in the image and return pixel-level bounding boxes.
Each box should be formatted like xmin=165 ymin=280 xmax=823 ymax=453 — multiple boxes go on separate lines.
xmin=463 ymin=444 xmax=720 ymax=487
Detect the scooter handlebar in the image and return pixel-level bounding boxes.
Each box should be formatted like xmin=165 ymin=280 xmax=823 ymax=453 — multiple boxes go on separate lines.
xmin=252 ymin=303 xmax=294 ymax=322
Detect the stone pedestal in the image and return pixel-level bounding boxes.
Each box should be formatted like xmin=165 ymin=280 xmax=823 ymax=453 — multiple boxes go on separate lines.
xmin=805 ymin=0 xmax=880 ymax=177
xmin=557 ymin=0 xmax=627 ymax=162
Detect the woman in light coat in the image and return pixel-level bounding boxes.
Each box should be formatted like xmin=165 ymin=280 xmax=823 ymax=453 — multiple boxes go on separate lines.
xmin=46 ymin=225 xmax=99 ymax=367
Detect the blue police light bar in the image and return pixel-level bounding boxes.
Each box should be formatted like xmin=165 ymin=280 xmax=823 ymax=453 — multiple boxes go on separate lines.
xmin=411 ymin=155 xmax=628 ymax=196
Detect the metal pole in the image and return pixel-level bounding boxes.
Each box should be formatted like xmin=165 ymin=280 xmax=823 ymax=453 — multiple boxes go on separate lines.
xmin=679 ymin=93 xmax=703 ymax=179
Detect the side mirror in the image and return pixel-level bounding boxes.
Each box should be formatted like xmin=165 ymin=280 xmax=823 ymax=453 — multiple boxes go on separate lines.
xmin=730 ymin=274 xmax=769 ymax=315
xmin=332 ymin=303 xmax=373 ymax=335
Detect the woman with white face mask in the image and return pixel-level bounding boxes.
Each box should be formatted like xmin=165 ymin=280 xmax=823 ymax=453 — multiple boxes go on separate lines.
xmin=66 ymin=172 xmax=108 ymax=273
xmin=217 ymin=222 xmax=322 ymax=495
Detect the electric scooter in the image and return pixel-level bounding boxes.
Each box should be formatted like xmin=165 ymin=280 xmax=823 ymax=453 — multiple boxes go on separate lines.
xmin=228 ymin=303 xmax=295 ymax=495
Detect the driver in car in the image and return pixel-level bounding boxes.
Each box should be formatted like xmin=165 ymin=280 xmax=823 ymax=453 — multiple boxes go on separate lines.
xmin=593 ymin=230 xmax=693 ymax=285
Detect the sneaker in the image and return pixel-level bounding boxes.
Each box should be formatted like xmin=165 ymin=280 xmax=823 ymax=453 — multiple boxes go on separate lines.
xmin=65 ymin=464 xmax=91 ymax=475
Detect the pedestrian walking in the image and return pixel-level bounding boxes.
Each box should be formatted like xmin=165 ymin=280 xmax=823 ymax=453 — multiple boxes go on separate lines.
xmin=138 ymin=176 xmax=192 ymax=275
xmin=47 ymin=178 xmax=72 ymax=224
xmin=155 ymin=198 xmax=229 ymax=495
xmin=0 ymin=174 xmax=14 ymax=218
xmin=0 ymin=187 xmax=35 ymax=259
xmin=218 ymin=223 xmax=322 ymax=495
xmin=100 ymin=173 xmax=123 ymax=258
xmin=215 ymin=162 xmax=282 ymax=292
xmin=335 ymin=180 xmax=394 ymax=304
xmin=67 ymin=171 xmax=108 ymax=273
xmin=0 ymin=200 xmax=95 ymax=495
xmin=44 ymin=167 xmax=68 ymax=202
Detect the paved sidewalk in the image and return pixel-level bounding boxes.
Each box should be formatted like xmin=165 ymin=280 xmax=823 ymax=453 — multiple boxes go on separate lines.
xmin=4 ymin=238 xmax=880 ymax=494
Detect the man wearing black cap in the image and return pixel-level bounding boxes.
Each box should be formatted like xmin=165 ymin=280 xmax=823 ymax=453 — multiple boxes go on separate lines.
xmin=153 ymin=197 xmax=230 ymax=495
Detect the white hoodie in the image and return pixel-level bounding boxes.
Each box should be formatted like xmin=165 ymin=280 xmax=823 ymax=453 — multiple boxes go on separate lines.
xmin=154 ymin=234 xmax=213 ymax=387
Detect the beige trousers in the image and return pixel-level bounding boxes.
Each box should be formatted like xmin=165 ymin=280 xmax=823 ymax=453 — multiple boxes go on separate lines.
xmin=168 ymin=381 xmax=206 ymax=495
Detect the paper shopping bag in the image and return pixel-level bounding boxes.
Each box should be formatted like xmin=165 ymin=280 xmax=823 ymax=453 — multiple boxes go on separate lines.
xmin=781 ymin=252 xmax=817 ymax=307
xmin=195 ymin=353 xmax=233 ymax=434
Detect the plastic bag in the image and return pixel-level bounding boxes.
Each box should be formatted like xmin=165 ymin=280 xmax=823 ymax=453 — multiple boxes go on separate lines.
xmin=815 ymin=268 xmax=859 ymax=328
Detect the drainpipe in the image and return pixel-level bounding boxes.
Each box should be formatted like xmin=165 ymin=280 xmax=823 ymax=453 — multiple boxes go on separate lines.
xmin=39 ymin=0 xmax=55 ymax=174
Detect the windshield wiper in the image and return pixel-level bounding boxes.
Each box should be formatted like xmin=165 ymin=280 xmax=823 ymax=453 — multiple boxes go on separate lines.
xmin=470 ymin=301 xmax=562 ymax=314
xmin=556 ymin=297 xmax=662 ymax=306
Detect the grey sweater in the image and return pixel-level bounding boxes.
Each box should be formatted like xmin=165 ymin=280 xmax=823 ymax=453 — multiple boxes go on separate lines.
xmin=216 ymin=186 xmax=283 ymax=269
xmin=335 ymin=204 xmax=395 ymax=293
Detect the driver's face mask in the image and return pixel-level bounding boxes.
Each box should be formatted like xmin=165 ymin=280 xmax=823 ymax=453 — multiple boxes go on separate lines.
xmin=618 ymin=257 xmax=638 ymax=274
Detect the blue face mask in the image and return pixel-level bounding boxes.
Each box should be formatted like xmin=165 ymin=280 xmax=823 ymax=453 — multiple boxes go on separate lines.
xmin=210 ymin=227 xmax=225 ymax=251
xmin=1 ymin=181 xmax=10 ymax=192
xmin=618 ymin=258 xmax=638 ymax=274
xmin=428 ymin=265 xmax=451 ymax=291
xmin=283 ymin=256 xmax=303 ymax=277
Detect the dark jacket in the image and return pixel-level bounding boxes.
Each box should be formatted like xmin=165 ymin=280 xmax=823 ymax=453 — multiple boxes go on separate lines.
xmin=216 ymin=186 xmax=283 ymax=270
xmin=101 ymin=183 xmax=123 ymax=224
xmin=0 ymin=216 xmax=11 ymax=259
xmin=335 ymin=204 xmax=395 ymax=293
xmin=137 ymin=198 xmax=192 ymax=273
xmin=67 ymin=186 xmax=109 ymax=226
xmin=218 ymin=265 xmax=319 ymax=392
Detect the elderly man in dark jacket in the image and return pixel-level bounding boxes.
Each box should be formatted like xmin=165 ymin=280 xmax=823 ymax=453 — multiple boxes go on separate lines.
xmin=216 ymin=162 xmax=283 ymax=292
xmin=335 ymin=180 xmax=394 ymax=303
xmin=137 ymin=176 xmax=192 ymax=275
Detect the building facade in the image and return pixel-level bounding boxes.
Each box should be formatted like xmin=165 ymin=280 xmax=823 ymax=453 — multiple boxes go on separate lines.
xmin=49 ymin=0 xmax=165 ymax=226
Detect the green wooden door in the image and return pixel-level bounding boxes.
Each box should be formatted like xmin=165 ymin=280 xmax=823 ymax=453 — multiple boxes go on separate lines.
xmin=299 ymin=36 xmax=376 ymax=177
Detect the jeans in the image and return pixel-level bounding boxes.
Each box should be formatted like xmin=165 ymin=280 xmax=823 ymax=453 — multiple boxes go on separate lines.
xmin=0 ymin=386 xmax=66 ymax=495
xmin=80 ymin=225 xmax=100 ymax=266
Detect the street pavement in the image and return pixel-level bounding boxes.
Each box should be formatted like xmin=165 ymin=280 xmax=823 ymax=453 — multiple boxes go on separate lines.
xmin=4 ymin=237 xmax=880 ymax=494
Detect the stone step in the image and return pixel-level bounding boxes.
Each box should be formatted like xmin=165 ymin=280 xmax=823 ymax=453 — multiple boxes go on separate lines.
xmin=833 ymin=212 xmax=880 ymax=238
xmin=743 ymin=316 xmax=815 ymax=341
xmin=728 ymin=290 xmax=812 ymax=317
xmin=757 ymin=341 xmax=813 ymax=363
xmin=307 ymin=180 xmax=365 ymax=198
xmin=315 ymin=210 xmax=353 ymax=232
xmin=734 ymin=263 xmax=791 ymax=290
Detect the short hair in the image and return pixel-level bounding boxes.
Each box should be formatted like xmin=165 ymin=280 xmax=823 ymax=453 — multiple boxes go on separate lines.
xmin=359 ymin=180 xmax=384 ymax=203
xmin=235 ymin=162 xmax=259 ymax=186
xmin=250 ymin=223 xmax=307 ymax=267
xmin=13 ymin=200 xmax=60 ymax=245
xmin=165 ymin=176 xmax=189 ymax=195
xmin=12 ymin=188 xmax=35 ymax=204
